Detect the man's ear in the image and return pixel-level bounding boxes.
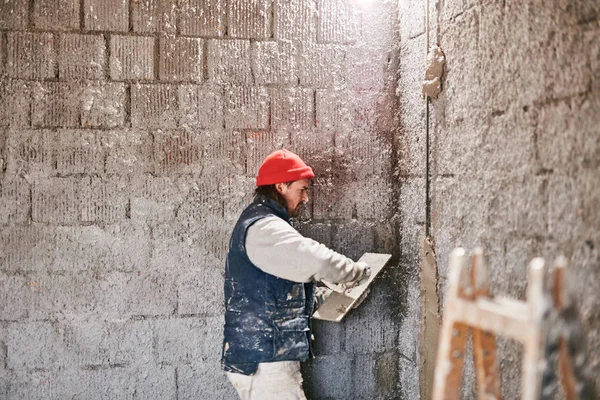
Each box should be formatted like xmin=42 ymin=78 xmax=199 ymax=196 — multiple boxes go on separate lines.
xmin=274 ymin=182 xmax=286 ymax=195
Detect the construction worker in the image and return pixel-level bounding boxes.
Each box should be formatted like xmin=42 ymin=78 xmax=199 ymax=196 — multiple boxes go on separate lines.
xmin=221 ymin=149 xmax=369 ymax=400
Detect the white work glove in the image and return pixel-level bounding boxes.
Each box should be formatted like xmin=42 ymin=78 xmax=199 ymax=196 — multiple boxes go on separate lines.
xmin=314 ymin=285 xmax=334 ymax=307
xmin=346 ymin=262 xmax=371 ymax=288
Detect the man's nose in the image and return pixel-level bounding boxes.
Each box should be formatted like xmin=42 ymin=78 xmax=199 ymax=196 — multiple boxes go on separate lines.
xmin=302 ymin=193 xmax=309 ymax=203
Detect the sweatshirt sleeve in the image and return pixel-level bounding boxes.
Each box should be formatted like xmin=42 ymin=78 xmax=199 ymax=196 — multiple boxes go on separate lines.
xmin=245 ymin=216 xmax=362 ymax=284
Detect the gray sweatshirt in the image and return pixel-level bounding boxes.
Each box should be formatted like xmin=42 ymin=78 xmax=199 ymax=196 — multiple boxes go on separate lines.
xmin=245 ymin=216 xmax=363 ymax=284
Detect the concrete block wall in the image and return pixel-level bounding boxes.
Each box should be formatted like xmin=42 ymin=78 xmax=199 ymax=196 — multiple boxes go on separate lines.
xmin=0 ymin=0 xmax=407 ymax=399
xmin=396 ymin=0 xmax=599 ymax=397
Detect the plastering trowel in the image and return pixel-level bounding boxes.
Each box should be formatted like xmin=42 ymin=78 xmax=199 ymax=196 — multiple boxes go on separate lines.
xmin=312 ymin=252 xmax=392 ymax=322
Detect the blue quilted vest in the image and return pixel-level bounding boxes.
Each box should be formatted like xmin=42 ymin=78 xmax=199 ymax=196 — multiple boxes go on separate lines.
xmin=221 ymin=195 xmax=315 ymax=375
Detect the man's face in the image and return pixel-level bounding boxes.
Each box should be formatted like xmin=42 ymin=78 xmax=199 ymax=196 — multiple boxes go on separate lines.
xmin=276 ymin=179 xmax=310 ymax=217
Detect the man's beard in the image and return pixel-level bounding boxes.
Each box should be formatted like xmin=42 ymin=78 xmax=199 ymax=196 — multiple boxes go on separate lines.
xmin=289 ymin=202 xmax=305 ymax=217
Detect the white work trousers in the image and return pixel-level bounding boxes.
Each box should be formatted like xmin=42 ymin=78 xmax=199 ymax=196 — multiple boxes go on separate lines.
xmin=226 ymin=361 xmax=307 ymax=400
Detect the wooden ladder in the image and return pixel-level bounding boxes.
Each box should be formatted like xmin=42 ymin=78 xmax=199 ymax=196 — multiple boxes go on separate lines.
xmin=432 ymin=247 xmax=596 ymax=400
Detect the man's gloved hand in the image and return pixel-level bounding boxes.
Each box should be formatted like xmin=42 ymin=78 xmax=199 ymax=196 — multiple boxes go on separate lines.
xmin=314 ymin=285 xmax=334 ymax=307
xmin=346 ymin=261 xmax=371 ymax=289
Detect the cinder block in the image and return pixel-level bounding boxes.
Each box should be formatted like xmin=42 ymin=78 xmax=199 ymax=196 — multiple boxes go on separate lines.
xmin=6 ymin=32 xmax=56 ymax=80
xmin=251 ymin=41 xmax=297 ymax=85
xmin=198 ymin=219 xmax=232 ymax=256
xmin=150 ymin=221 xmax=214 ymax=270
xmin=0 ymin=128 xmax=5 ymax=170
xmin=360 ymin=1 xmax=396 ymax=50
xmin=106 ymin=320 xmax=154 ymax=365
xmin=487 ymin=175 xmax=548 ymax=236
xmin=0 ymin=225 xmax=55 ymax=273
xmin=178 ymin=85 xmax=223 ymax=129
xmin=9 ymin=366 xmax=176 ymax=400
xmin=176 ymin=178 xmax=223 ymax=223
xmin=351 ymin=354 xmax=378 ymax=399
xmin=32 ymin=177 xmax=79 ymax=224
xmin=177 ymin=360 xmax=238 ymax=400
xmin=0 ymin=80 xmax=30 ymax=127
xmin=155 ymin=318 xmax=220 ymax=364
xmin=547 ymin=173 xmax=593 ymax=240
xmin=32 ymin=82 xmax=81 ymax=128
xmin=58 ymin=33 xmax=106 ymax=81
xmin=0 ymin=274 xmax=30 ymax=320
xmin=352 ymin=91 xmax=396 ymax=133
xmin=179 ymin=0 xmax=225 ymax=37
xmin=154 ymin=129 xmax=203 ymax=174
xmin=7 ymin=320 xmax=106 ymax=368
xmin=5 ymin=129 xmax=52 ymax=177
xmin=48 ymin=130 xmax=105 ymax=175
xmin=303 ymin=354 xmax=353 ymax=399
xmin=271 ymin=87 xmax=313 ymax=130
xmin=33 ymin=0 xmax=79 ymax=30
xmin=298 ymin=44 xmax=347 ymax=88
xmin=344 ymin=301 xmax=397 ymax=353
xmin=315 ymin=89 xmax=351 ymax=131
xmin=81 ymin=83 xmax=126 ymax=128
xmin=201 ymin=131 xmax=245 ymax=176
xmin=21 ymin=273 xmax=89 ymax=319
xmin=476 ymin=108 xmax=533 ymax=174
xmin=537 ymin=95 xmax=600 ymax=172
xmin=132 ymin=0 xmax=177 ymax=34
xmin=331 ymin=220 xmax=375 ymax=260
xmin=159 ymin=37 xmax=203 ymax=82
xmin=53 ymin=224 xmax=152 ymax=273
xmin=99 ymin=271 xmax=177 ymax=318
xmin=396 ymin=272 xmax=421 ymax=357
xmin=110 ymin=36 xmax=155 ymax=81
xmin=311 ymin=176 xmax=353 ymax=220
xmin=224 ymin=86 xmax=269 ymax=129
xmin=0 ymin=0 xmax=28 ymax=29
xmin=84 ymin=0 xmax=128 ymax=32
xmin=67 ymin=320 xmax=108 ymax=366
xmin=317 ymin=0 xmax=359 ymax=44
xmin=228 ymin=0 xmax=271 ymax=39
xmin=103 ymin=130 xmax=155 ymax=174
xmin=442 ymin=0 xmax=466 ymax=21
xmin=399 ymin=0 xmax=425 ymax=42
xmin=131 ymin=84 xmax=178 ymax=128
xmin=288 ymin=128 xmax=333 ymax=176
xmin=207 ymin=39 xmax=251 ymax=85
xmin=335 ymin=126 xmax=393 ymax=181
xmin=385 ymin=351 xmax=408 ymax=398
xmin=79 ymin=176 xmax=128 ymax=224
xmin=0 ymin=176 xmax=29 ymax=224
xmin=347 ymin=49 xmax=388 ymax=91
xmin=129 ymin=175 xmax=186 ymax=224
xmin=397 ymin=35 xmax=426 ymax=176
xmin=219 ymin=174 xmax=254 ymax=220
xmin=295 ymin=222 xmax=333 ymax=247
xmin=177 ymin=270 xmax=224 ymax=316
xmin=274 ymin=0 xmax=317 ymax=42
xmin=245 ymin=129 xmax=289 ymax=175
xmin=6 ymin=321 xmax=73 ymax=370
xmin=311 ymin=319 xmax=344 ymax=356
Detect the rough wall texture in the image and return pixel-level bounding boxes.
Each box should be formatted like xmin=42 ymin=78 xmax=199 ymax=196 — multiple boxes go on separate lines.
xmin=0 ymin=0 xmax=411 ymax=399
xmin=397 ymin=0 xmax=600 ymax=398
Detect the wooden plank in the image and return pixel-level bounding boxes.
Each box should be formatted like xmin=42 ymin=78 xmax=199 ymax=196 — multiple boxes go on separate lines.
xmin=521 ymin=258 xmax=548 ymax=400
xmin=470 ymin=249 xmax=502 ymax=400
xmin=312 ymin=252 xmax=392 ymax=322
xmin=552 ymin=257 xmax=577 ymax=400
xmin=432 ymin=248 xmax=469 ymax=400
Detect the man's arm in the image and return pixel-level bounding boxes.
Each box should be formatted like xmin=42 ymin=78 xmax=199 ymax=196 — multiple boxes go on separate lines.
xmin=245 ymin=216 xmax=366 ymax=284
